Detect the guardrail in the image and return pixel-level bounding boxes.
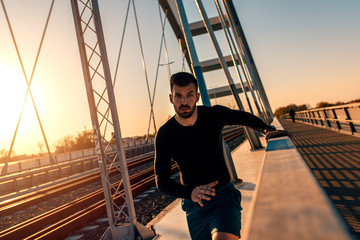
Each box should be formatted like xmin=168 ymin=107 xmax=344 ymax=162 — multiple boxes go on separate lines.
xmin=0 ymin=151 xmax=155 ymax=203
xmin=0 ymin=139 xmax=154 ymax=175
xmin=244 ymin=118 xmax=355 ymax=240
xmin=291 ymin=103 xmax=360 ymax=137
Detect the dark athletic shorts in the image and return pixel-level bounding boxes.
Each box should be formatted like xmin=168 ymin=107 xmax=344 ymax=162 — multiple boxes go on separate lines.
xmin=181 ymin=181 xmax=242 ymax=240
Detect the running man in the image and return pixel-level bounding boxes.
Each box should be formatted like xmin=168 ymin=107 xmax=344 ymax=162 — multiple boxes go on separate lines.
xmin=155 ymin=72 xmax=286 ymax=240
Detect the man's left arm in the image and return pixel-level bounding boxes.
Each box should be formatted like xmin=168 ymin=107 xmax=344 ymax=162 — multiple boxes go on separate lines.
xmin=216 ymin=105 xmax=291 ymax=141
xmin=218 ymin=105 xmax=274 ymax=133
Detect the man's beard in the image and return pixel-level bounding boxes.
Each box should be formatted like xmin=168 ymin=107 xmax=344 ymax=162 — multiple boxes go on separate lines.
xmin=175 ymin=104 xmax=196 ymax=119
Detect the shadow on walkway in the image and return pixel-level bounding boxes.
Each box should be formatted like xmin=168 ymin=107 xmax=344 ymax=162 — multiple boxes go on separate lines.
xmin=279 ymin=118 xmax=360 ymax=239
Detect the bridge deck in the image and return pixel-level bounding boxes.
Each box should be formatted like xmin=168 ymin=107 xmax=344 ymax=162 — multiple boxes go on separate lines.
xmin=279 ymin=119 xmax=360 ymax=238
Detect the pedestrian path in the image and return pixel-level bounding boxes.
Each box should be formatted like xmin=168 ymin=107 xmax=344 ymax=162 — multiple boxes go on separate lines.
xmin=279 ymin=119 xmax=360 ymax=238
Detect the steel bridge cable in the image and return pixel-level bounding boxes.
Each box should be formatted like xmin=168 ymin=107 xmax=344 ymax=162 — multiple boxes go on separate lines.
xmin=214 ymin=0 xmax=267 ymax=121
xmin=176 ymin=36 xmax=188 ymax=72
xmin=102 ymin=0 xmax=158 ymax=140
xmin=241 ymin=58 xmax=268 ymax=121
xmin=131 ymin=0 xmax=157 ymax=134
xmin=102 ymin=0 xmax=131 ymax=142
xmin=253 ymin=79 xmax=269 ymax=122
xmin=158 ymin=5 xmax=172 ymax=80
xmin=213 ymin=0 xmax=254 ymax=114
xmin=220 ymin=0 xmax=270 ymax=122
xmin=146 ymin=5 xmax=171 ymax=138
xmin=0 ymin=0 xmax=56 ymax=174
xmin=182 ymin=50 xmax=187 ymax=71
xmin=113 ymin=0 xmax=131 ymax=86
xmin=215 ymin=0 xmax=263 ymax=118
xmin=180 ymin=41 xmax=187 ymax=71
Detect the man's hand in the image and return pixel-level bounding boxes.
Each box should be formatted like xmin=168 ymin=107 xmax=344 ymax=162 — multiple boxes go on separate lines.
xmin=191 ymin=181 xmax=218 ymax=207
xmin=265 ymin=130 xmax=293 ymax=143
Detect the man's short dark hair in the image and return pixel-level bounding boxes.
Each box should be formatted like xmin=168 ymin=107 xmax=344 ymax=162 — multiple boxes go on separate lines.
xmin=170 ymin=72 xmax=199 ymax=92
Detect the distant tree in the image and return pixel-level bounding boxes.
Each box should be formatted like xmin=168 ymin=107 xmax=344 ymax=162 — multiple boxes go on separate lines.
xmin=72 ymin=127 xmax=94 ymax=150
xmin=316 ymin=99 xmax=360 ymax=108
xmin=334 ymin=101 xmax=345 ymax=106
xmin=274 ymin=104 xmax=309 ymax=118
xmin=54 ymin=135 xmax=75 ymax=153
xmin=342 ymin=98 xmax=360 ymax=104
xmin=298 ymin=104 xmax=308 ymax=111
xmin=0 ymin=148 xmax=16 ymax=163
xmin=54 ymin=128 xmax=95 ymax=153
xmin=0 ymin=148 xmax=7 ymax=158
xmin=0 ymin=149 xmax=7 ymax=163
xmin=316 ymin=101 xmax=333 ymax=108
xmin=274 ymin=106 xmax=288 ymax=118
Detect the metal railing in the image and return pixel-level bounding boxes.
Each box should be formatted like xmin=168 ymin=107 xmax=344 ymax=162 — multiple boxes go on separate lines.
xmin=0 ymin=138 xmax=154 ymax=175
xmin=291 ymin=103 xmax=360 ymax=136
xmin=0 ymin=150 xmax=155 ymax=203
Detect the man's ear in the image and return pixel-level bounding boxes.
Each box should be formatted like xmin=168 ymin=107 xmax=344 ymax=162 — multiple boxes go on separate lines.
xmin=196 ymin=92 xmax=200 ymax=103
xmin=169 ymin=94 xmax=174 ymax=104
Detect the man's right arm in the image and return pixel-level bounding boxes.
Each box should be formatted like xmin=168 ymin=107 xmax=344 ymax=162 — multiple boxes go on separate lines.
xmin=154 ymin=129 xmax=193 ymax=199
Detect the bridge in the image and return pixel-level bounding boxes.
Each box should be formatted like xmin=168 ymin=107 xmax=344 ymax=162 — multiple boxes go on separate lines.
xmin=0 ymin=0 xmax=359 ymax=239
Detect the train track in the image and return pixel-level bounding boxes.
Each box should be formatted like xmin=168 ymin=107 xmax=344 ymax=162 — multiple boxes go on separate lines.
xmin=0 ymin=164 xmax=177 ymax=240
xmin=0 ymin=127 xmax=244 ymax=239
xmin=0 ymin=153 xmax=155 ymax=217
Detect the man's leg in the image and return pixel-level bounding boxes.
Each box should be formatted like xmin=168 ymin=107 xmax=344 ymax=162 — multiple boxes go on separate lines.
xmin=212 ymin=232 xmax=239 ymax=240
xmin=209 ymin=183 xmax=242 ymax=239
xmin=182 ymin=199 xmax=212 ymax=240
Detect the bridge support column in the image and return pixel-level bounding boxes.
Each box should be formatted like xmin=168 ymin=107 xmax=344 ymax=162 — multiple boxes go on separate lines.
xmin=71 ymin=0 xmax=155 ymax=239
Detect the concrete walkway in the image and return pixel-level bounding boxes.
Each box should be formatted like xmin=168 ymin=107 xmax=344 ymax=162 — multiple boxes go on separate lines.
xmin=279 ymin=119 xmax=360 ymax=238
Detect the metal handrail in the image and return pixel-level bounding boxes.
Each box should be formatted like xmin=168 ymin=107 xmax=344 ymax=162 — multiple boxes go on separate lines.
xmin=297 ymin=102 xmax=360 ymax=113
xmin=290 ymin=102 xmax=360 ymax=135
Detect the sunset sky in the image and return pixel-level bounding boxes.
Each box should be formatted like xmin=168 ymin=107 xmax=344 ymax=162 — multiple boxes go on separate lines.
xmin=0 ymin=0 xmax=359 ymax=155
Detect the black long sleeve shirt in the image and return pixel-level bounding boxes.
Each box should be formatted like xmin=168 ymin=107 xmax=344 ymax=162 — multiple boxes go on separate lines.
xmin=154 ymin=105 xmax=273 ymax=200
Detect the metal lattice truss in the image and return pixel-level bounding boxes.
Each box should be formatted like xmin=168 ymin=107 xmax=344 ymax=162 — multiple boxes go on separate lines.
xmin=70 ymin=0 xmax=138 ymax=235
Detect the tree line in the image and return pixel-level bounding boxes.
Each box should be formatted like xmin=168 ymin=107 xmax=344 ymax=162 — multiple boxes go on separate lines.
xmin=54 ymin=127 xmax=95 ymax=153
xmin=54 ymin=129 xmax=155 ymax=153
xmin=274 ymin=98 xmax=360 ymax=118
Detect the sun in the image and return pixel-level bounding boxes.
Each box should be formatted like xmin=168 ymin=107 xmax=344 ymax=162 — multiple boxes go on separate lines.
xmin=0 ymin=63 xmax=39 ymax=154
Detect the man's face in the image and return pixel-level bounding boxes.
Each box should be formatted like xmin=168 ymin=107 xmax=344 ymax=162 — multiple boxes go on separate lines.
xmin=170 ymin=83 xmax=200 ymax=119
